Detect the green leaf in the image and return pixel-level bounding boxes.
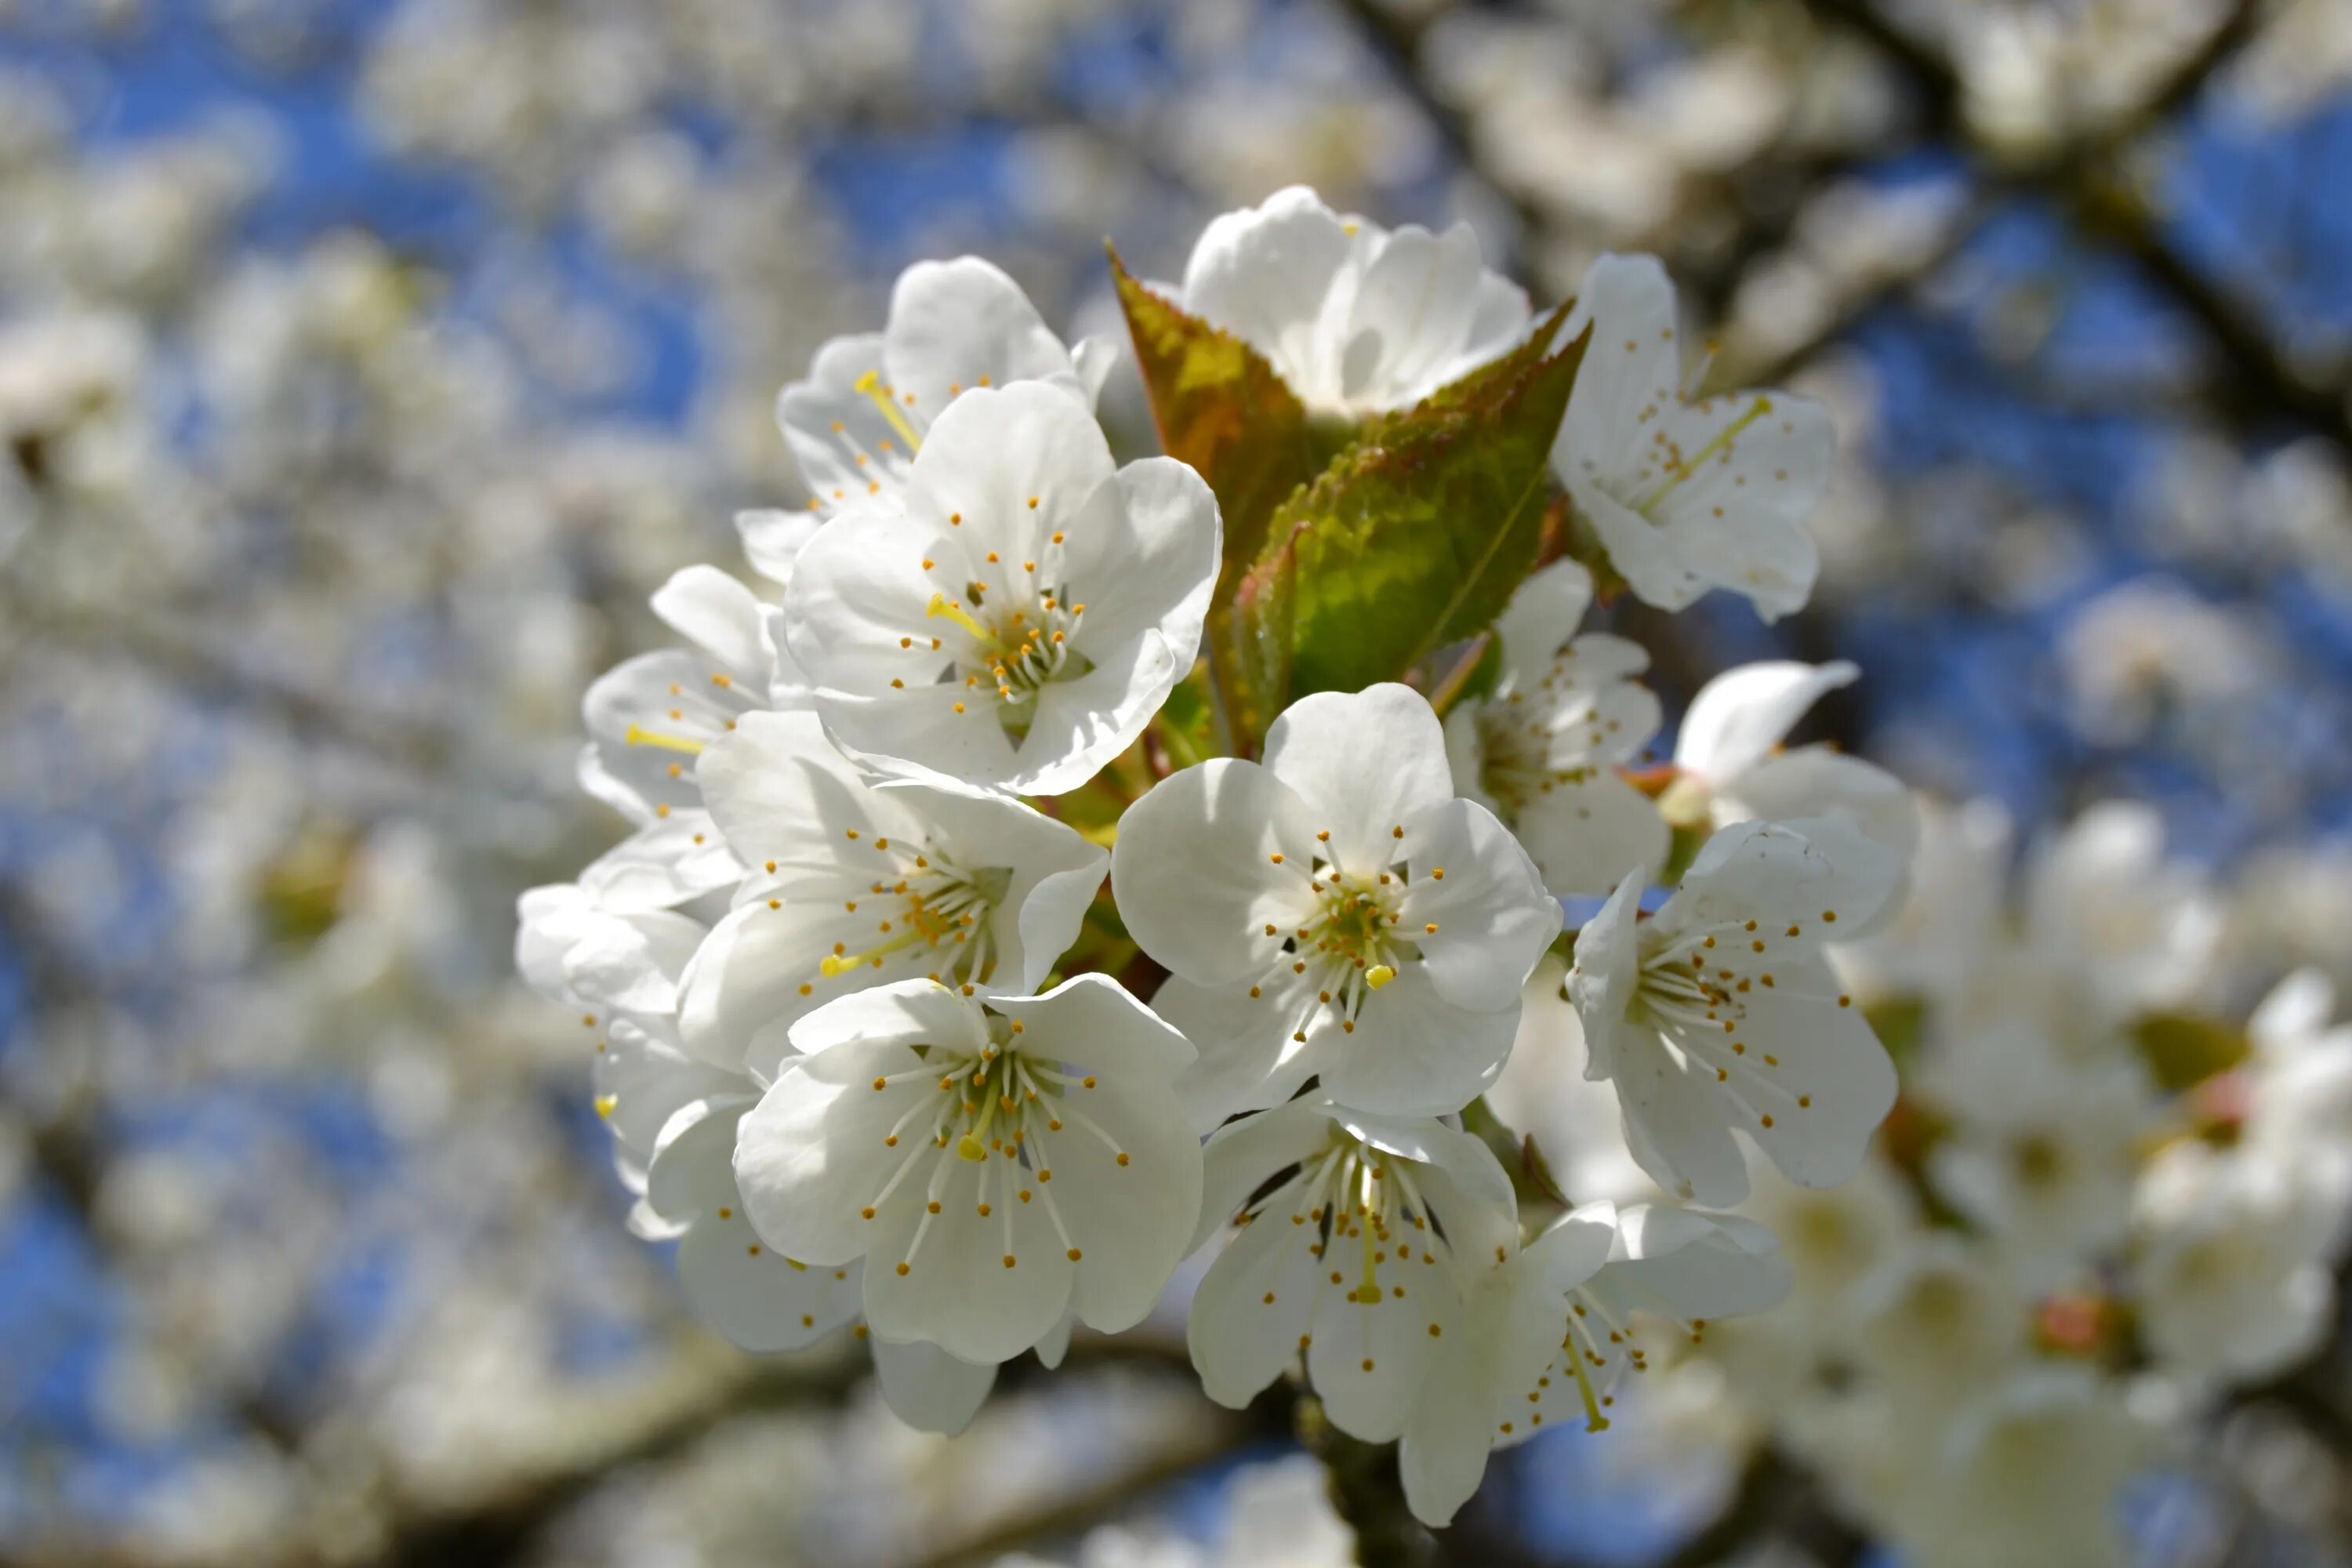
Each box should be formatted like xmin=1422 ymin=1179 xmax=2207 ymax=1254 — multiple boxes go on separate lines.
xmin=2131 ymin=1012 xmax=2250 ymax=1093
xmin=1234 ymin=308 xmax=1587 ymax=703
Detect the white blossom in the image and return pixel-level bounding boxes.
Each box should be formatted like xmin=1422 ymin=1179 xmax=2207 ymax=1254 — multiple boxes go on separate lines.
xmin=1174 ymin=185 xmax=1530 ymax=419
xmin=734 ymin=976 xmax=1203 ymax=1367
xmin=1667 ymin=659 xmax=1918 ymax=880
xmin=1928 ymin=1057 xmax=2150 ymax=1290
xmin=1554 ymin=252 xmax=1831 ymax=622
xmin=2130 ymin=1139 xmax=2342 ymax=1385
xmin=774 ymin=254 xmax=1116 ymax=525
xmin=1569 ymin=818 xmax=1902 ymax=1206
xmin=1889 ymin=1368 xmax=2153 ymax=1568
xmin=1185 ymin=1098 xmax=1518 ymax=1444
xmin=1443 ymin=558 xmax=1668 ymax=897
xmin=2242 ymin=969 xmax=2352 ymax=1207
xmin=2020 ymin=800 xmax=2222 ymax=1029
xmin=518 ymin=888 xmax=1004 ymax=1433
xmin=782 ymin=382 xmax=1219 ymax=795
xmin=1112 ymin=684 xmax=1559 ymax=1124
xmin=1400 ymin=1201 xmax=1788 ymax=1526
xmin=575 ymin=566 xmax=804 ymax=909
xmin=677 ymin=710 xmax=1106 ymax=1076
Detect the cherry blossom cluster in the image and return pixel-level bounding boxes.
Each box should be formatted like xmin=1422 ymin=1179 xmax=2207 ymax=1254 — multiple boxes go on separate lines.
xmin=1486 ymin=796 xmax=2352 ymax=1567
xmin=520 ymin=187 xmax=1922 ymax=1525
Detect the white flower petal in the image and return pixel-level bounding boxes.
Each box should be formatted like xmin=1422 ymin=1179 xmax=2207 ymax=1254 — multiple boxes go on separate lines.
xmin=647 ymin=1092 xmax=759 ymax=1221
xmin=985 ymin=973 xmax=1196 ymax=1083
xmin=651 ymin=564 xmax=771 ymax=682
xmin=1673 ymin=816 xmax=1903 ymax=935
xmin=580 ymin=650 xmax=746 ymax=826
xmin=733 ymin=1036 xmax=930 ymax=1266
xmin=1341 ymin=222 xmax=1486 ymax=405
xmin=677 ymin=1225 xmax=862 ymax=1354
xmin=1321 ymin=962 xmax=1517 ymax=1118
xmin=1307 ymin=1258 xmax=1461 ymax=1443
xmin=869 ymin=1334 xmax=999 ymax=1436
xmin=1025 ymin=1067 xmax=1202 ymax=1334
xmin=1492 ymin=558 xmax=1595 ymax=688
xmin=1606 ymin=1205 xmax=1791 ymax=1317
xmin=1565 ymin=869 xmax=1646 ymax=1076
xmin=1155 ymin=971 xmax=1325 ymax=1132
xmin=879 ymin=779 xmax=1106 ymax=993
xmin=1187 ymin=1172 xmax=1326 ymax=1410
xmin=1193 ymin=1101 xmax=1340 ymax=1250
xmin=736 ymin=506 xmax=824 ymax=586
xmin=1559 ymin=254 xmax=1684 ymax=468
xmin=1508 ymin=771 xmax=1668 ymax=899
xmin=1675 ymin=659 xmax=1858 ymax=784
xmin=695 ymin=709 xmax=909 ymax=867
xmin=1180 ymin=187 xmax=1356 ymax=371
xmin=1718 ymin=748 xmax=1920 ymax=874
xmin=1261 ymin=684 xmax=1454 ymax=875
xmin=579 ymin=812 xmax=743 ymax=914
xmin=1112 ymin=757 xmax=1321 ymax=986
xmin=861 ymin=1147 xmax=1071 ymax=1363
xmin=883 ymin=256 xmax=1081 ymax=415
xmin=1397 ymin=797 xmax=1557 ymax=1007
xmin=1606 ymin=1028 xmax=1753 ymax=1207
xmin=786 ymin=977 xmax=990 ymax=1058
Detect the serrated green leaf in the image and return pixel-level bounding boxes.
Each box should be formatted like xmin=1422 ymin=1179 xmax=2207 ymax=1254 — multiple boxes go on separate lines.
xmin=1234 ymin=310 xmax=1587 ymax=703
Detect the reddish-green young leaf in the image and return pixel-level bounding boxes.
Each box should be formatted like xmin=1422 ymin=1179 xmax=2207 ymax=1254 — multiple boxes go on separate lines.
xmin=1110 ymin=250 xmax=1345 ymax=751
xmin=1108 ymin=251 xmax=1324 ymax=582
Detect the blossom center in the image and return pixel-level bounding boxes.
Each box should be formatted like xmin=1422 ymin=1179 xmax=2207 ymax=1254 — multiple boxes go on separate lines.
xmin=1236 ymin=1129 xmax=1454 ymax=1317
xmin=861 ymin=1016 xmax=1132 ymax=1276
xmin=1475 ymin=697 xmax=1595 ymax=820
xmin=813 ymin=839 xmax=1012 ymax=987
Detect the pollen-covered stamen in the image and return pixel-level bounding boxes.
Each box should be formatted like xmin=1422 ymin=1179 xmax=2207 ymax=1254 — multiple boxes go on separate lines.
xmin=1244 ymin=1129 xmax=1446 ymax=1316
xmin=1284 ymin=855 xmax=1428 ymax=1030
xmin=812 ymin=839 xmax=1010 ymax=986
xmin=922 ymin=579 xmax=1091 ymax=735
xmin=869 ymin=1011 xmax=1136 ymax=1280
xmin=1635 ymin=395 xmax=1773 ymax=514
xmin=1473 ymin=702 xmax=1601 ymax=819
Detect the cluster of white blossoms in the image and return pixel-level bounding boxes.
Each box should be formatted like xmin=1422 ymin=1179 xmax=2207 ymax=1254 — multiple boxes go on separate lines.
xmin=521 ymin=187 xmax=1926 ymax=1526
xmin=1491 ymin=796 xmax=2352 ymax=1568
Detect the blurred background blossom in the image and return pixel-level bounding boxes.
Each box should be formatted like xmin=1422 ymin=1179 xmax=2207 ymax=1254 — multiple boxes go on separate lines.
xmin=5 ymin=1 xmax=2352 ymax=1565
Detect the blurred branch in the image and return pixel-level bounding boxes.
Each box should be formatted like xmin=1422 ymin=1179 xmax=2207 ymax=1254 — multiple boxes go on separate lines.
xmin=1795 ymin=0 xmax=2352 ymax=452
xmin=365 ymin=1335 xmax=1206 ymax=1568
